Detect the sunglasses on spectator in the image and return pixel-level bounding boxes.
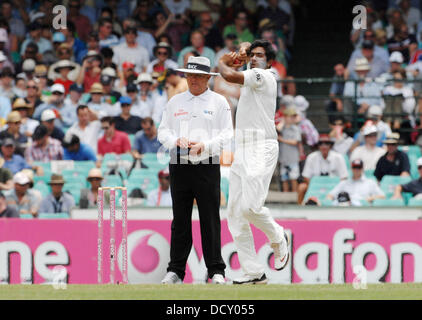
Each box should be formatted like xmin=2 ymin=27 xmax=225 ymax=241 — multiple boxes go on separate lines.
xmin=124 ymin=29 xmax=137 ymax=35
xmin=157 ymin=51 xmax=168 ymax=56
xmin=318 ymin=142 xmax=333 ymax=146
xmin=52 ymin=91 xmax=63 ymax=95
xmin=89 ymin=177 xmax=102 ymax=181
xmin=27 ymin=85 xmax=37 ymax=89
xmin=101 ymin=126 xmax=110 ymax=130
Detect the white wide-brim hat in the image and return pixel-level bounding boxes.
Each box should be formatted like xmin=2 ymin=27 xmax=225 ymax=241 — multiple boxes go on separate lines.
xmin=176 ymin=56 xmax=219 ymax=76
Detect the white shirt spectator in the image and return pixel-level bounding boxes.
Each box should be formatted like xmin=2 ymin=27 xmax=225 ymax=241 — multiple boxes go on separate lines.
xmin=302 ymin=150 xmax=349 ymax=180
xmin=147 ymin=187 xmax=172 ymax=207
xmin=66 ymin=120 xmax=102 ymax=154
xmin=130 ymin=98 xmax=154 ymax=119
xmin=328 ymin=176 xmax=385 ymax=206
xmin=381 ymin=85 xmax=416 ymax=114
xmin=87 ymin=101 xmax=120 ymax=118
xmin=112 ymin=42 xmax=150 ymax=74
xmin=165 ymin=0 xmax=191 ymax=15
xmin=350 ymin=145 xmax=386 ymax=171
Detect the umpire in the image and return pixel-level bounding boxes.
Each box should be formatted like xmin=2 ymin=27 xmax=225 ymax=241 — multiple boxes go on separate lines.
xmin=158 ymin=56 xmax=233 ymax=284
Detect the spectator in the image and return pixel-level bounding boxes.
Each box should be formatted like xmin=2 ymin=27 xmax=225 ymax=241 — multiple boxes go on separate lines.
xmin=62 ymin=83 xmax=84 ymax=127
xmin=20 ymin=22 xmax=53 ymax=57
xmin=76 ymin=50 xmax=102 ymax=92
xmin=348 ymin=30 xmax=390 ymax=67
xmin=12 ymin=98 xmax=39 ymax=138
xmin=0 ymin=138 xmax=32 ymax=175
xmin=374 ymin=132 xmax=410 ymax=181
xmin=223 ymin=10 xmax=254 ymax=45
xmin=379 ymin=51 xmax=405 ymax=82
xmin=95 ymin=5 xmax=123 ymax=37
xmin=131 ymin=73 xmax=155 ymax=119
xmin=97 ymin=18 xmax=120 ymax=48
xmin=197 ymin=12 xmax=224 ymax=53
xmin=0 ymin=156 xmax=13 ymax=190
xmin=60 ymin=22 xmax=89 ymax=65
xmin=329 ymin=117 xmax=354 ymax=156
xmin=66 ymin=105 xmax=101 ymax=154
xmin=100 ymin=47 xmax=117 ymax=71
xmin=0 ymin=111 xmax=27 ymax=157
xmin=164 ymin=68 xmax=188 ymax=101
xmin=295 ymin=104 xmax=319 ymax=154
xmin=39 ymin=174 xmax=75 ymax=214
xmin=327 ymin=159 xmax=385 ymax=206
xmin=0 ymin=190 xmax=18 ymax=218
xmin=114 ymin=96 xmax=142 ymax=135
xmin=0 ymin=67 xmax=17 ymax=100
xmin=118 ymin=61 xmax=138 ymax=88
xmin=52 ymin=60 xmax=76 ymax=94
xmin=350 ymin=125 xmax=386 ymax=171
xmin=277 ymin=107 xmax=301 ymax=192
xmin=258 ymin=0 xmax=291 ymax=40
xmin=24 ymin=78 xmax=43 ymax=113
xmin=392 ymin=157 xmax=422 ymax=199
xmin=346 ymin=40 xmax=390 ymax=79
xmin=387 ymin=23 xmax=418 ymax=64
xmin=40 ymin=109 xmax=65 ymax=142
xmin=25 ymin=124 xmax=63 ymax=163
xmin=381 ymin=70 xmax=416 ymax=130
xmin=132 ymin=0 xmax=156 ymax=33
xmin=0 ymin=49 xmax=15 ymax=74
xmin=100 ymin=67 xmax=121 ymax=104
xmin=146 ymin=168 xmax=172 ymax=207
xmin=67 ymin=0 xmax=93 ymax=43
xmin=297 ymin=134 xmax=349 ymax=204
xmin=80 ymin=168 xmax=107 ymax=208
xmin=48 ymin=43 xmax=81 ymax=82
xmin=147 ymin=42 xmax=178 ymax=75
xmin=87 ymin=82 xmax=118 ymax=118
xmin=4 ymin=171 xmax=40 ymax=217
xmin=97 ymin=116 xmax=131 ymax=157
xmin=62 ymin=133 xmax=97 ymax=162
xmin=132 ymin=117 xmax=162 ymax=160
xmin=177 ymin=30 xmax=216 ymax=69
xmin=0 ymin=1 xmax=27 ymax=42
xmin=215 ymin=33 xmax=239 ymax=65
xmin=112 ymin=26 xmax=150 ymax=74
xmin=398 ymin=0 xmax=420 ymax=32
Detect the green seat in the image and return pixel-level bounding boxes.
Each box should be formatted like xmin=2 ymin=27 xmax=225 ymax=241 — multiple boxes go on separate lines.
xmin=407 ymin=197 xmax=422 ymax=207
xmin=119 ymin=153 xmax=134 ymax=162
xmin=128 ymin=134 xmax=135 ymax=148
xmin=309 ymin=176 xmax=340 ymax=186
xmin=33 ymin=161 xmax=51 ymax=172
xmin=142 ymin=153 xmax=158 ymax=161
xmin=306 ymin=176 xmax=340 ymax=200
xmin=364 ymin=169 xmax=375 ymax=179
xmin=20 ymin=214 xmax=33 ymax=219
xmin=38 ymin=212 xmax=70 ymax=219
xmin=320 ymin=199 xmax=333 ymax=207
xmin=373 ymin=198 xmax=405 ymax=207
xmin=399 ymin=145 xmax=421 ymax=159
xmin=33 ymin=182 xmax=51 ymax=197
xmin=403 ymin=192 xmax=413 ymax=205
xmin=33 ymin=173 xmax=53 ymax=185
xmin=409 ymin=154 xmax=420 ymax=180
xmin=220 ymin=177 xmax=229 ymax=202
xmin=380 ymin=175 xmax=412 ymax=197
xmin=103 ymin=174 xmax=123 ymax=187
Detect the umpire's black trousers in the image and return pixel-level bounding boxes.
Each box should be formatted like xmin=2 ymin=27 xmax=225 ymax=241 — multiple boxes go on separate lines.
xmin=168 ymin=158 xmax=226 ymax=281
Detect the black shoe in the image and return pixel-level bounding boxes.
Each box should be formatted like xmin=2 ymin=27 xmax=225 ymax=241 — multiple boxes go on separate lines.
xmin=232 ymin=273 xmax=268 ymax=285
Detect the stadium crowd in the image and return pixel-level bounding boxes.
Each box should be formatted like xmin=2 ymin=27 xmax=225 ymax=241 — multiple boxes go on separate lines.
xmin=0 ymin=0 xmax=298 ymax=218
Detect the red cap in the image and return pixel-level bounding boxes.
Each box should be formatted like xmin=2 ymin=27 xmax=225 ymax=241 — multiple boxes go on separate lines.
xmin=122 ymin=61 xmax=135 ymax=70
xmin=158 ymin=168 xmax=169 ymax=178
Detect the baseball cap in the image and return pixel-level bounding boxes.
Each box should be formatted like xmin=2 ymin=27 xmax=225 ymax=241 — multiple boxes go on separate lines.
xmin=69 ymin=83 xmax=84 ymax=93
xmin=362 ymin=39 xmax=374 ymax=50
xmin=389 ymin=51 xmax=404 ymax=64
xmin=100 ymin=75 xmax=113 ymax=85
xmin=2 ymin=137 xmax=15 ymax=147
xmin=122 ymin=61 xmax=135 ymax=70
xmin=318 ymin=134 xmax=334 ymax=144
xmin=417 ymin=157 xmax=422 ymax=167
xmin=41 ymin=109 xmax=56 ymax=122
xmin=101 ymin=67 xmax=117 ymax=78
xmin=363 ymin=125 xmax=377 ymax=136
xmin=351 ymin=159 xmax=364 ymax=169
xmin=32 ymin=124 xmax=49 ymax=141
xmin=52 ymin=32 xmax=66 ymax=43
xmin=22 ymin=59 xmax=36 ymax=72
xmin=62 ymin=134 xmax=80 ymax=148
xmin=368 ymin=105 xmax=383 ymax=117
xmin=283 ymin=107 xmax=297 ymax=116
xmin=13 ymin=171 xmax=31 ymax=185
xmin=51 ymin=83 xmax=65 ymax=94
xmin=126 ymin=82 xmax=138 ymax=92
xmin=119 ymin=96 xmax=132 ymax=105
xmin=158 ymin=168 xmax=169 ymax=178
xmin=337 ymin=192 xmax=351 ymax=205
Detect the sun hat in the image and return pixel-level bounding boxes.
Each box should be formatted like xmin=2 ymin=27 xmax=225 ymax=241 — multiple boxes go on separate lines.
xmin=354 ymin=57 xmax=370 ymax=71
xmin=90 ymin=83 xmax=104 ymax=94
xmin=6 ymin=111 xmax=21 ymax=123
xmin=51 ymin=83 xmax=65 ymax=94
xmin=136 ymin=73 xmax=153 ymax=84
xmin=351 ymin=159 xmax=364 ymax=169
xmin=87 ymin=168 xmax=103 ymax=180
xmin=176 ymin=56 xmax=219 ymax=76
xmin=283 ymin=107 xmax=298 ymax=116
xmin=41 ymin=109 xmax=56 ymax=122
xmin=12 ymin=98 xmax=31 ymax=110
xmin=389 ymin=51 xmax=404 ymax=64
xmin=54 ymin=60 xmax=75 ymax=73
xmin=22 ymin=59 xmax=36 ymax=72
xmin=48 ymin=174 xmax=65 ymax=185
xmin=384 ymin=132 xmax=400 ymax=144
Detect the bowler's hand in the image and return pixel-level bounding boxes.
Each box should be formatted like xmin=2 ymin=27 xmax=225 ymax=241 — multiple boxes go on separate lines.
xmin=176 ymin=137 xmax=189 ymax=149
xmin=189 ymin=142 xmax=204 ymax=156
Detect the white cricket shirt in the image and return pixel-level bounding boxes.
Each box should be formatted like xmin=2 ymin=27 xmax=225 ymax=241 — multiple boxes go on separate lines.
xmin=158 ymin=88 xmax=233 ymax=162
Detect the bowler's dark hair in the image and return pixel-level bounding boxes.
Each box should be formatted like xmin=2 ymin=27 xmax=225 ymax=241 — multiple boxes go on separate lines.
xmin=248 ymin=39 xmax=276 ymax=63
xmin=77 ymin=104 xmax=89 ymax=114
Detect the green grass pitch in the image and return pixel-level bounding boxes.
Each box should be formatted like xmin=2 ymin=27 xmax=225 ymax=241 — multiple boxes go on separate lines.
xmin=1 ymin=283 xmax=422 ymax=300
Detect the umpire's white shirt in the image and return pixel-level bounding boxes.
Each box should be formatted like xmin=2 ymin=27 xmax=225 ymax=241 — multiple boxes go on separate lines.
xmin=158 ymin=88 xmax=233 ymax=162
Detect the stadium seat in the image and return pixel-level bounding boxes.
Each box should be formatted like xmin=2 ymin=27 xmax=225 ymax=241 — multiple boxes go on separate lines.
xmin=372 ymin=198 xmax=405 ymax=207
xmin=320 ymin=199 xmax=333 ymax=206
xmin=407 ymin=198 xmax=422 ymax=207
xmin=309 ymin=176 xmax=340 ymax=185
xmin=33 ymin=182 xmax=51 ymax=198
xmin=33 ymin=172 xmax=53 ymax=185
xmin=103 ymin=175 xmax=124 ymax=188
xmin=380 ymin=175 xmax=412 ymax=198
xmin=305 ymin=176 xmax=340 ymax=200
xmin=220 ymin=177 xmax=229 ymax=202
xmin=364 ymin=169 xmax=375 ymax=179
xmin=142 ymin=153 xmax=158 ymax=161
xmin=20 ymin=214 xmax=33 ymax=219
xmin=38 ymin=212 xmax=70 ymax=219
xmin=128 ymin=134 xmax=135 ymax=148
xmin=399 ymin=145 xmax=421 ymax=159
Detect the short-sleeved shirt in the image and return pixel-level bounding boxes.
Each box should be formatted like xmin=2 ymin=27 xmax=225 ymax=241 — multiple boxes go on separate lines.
xmin=39 ymin=192 xmax=75 ymax=214
xmin=3 ymin=155 xmax=31 ymax=175
xmin=4 ymin=189 xmax=41 ymax=216
xmin=279 ymin=124 xmax=301 ymax=165
xmin=97 ymin=130 xmax=131 ymax=156
xmin=25 ymin=137 xmax=64 ymax=163
xmin=302 ymin=150 xmax=349 ymax=180
xmin=114 ymin=116 xmax=142 ymax=135
xmin=236 ymin=68 xmax=278 ymax=143
xmin=0 ymin=167 xmax=13 ymax=184
xmin=401 ymin=178 xmax=422 ymax=196
xmin=350 ymin=145 xmax=386 ymax=171
xmin=374 ymin=150 xmax=410 ymax=181
xmin=147 ymin=188 xmax=172 ymax=207
xmin=63 ymin=143 xmax=97 ymax=161
xmin=0 ymin=206 xmax=19 ymax=218
xmin=66 ymin=120 xmax=102 ymax=154
xmin=133 ymin=132 xmax=162 ymax=154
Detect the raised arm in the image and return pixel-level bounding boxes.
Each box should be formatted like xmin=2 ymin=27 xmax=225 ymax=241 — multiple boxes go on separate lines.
xmin=218 ymin=52 xmax=246 ymax=85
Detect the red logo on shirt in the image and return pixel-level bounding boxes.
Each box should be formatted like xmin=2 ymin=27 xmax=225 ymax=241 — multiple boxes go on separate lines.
xmin=174 ymin=109 xmax=188 ymax=117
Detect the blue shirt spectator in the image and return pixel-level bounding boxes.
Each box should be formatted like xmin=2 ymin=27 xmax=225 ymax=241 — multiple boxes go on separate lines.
xmin=133 ymin=118 xmax=162 ymax=156
xmin=3 ymin=154 xmax=31 ymax=174
xmin=62 ymin=134 xmax=97 ymax=162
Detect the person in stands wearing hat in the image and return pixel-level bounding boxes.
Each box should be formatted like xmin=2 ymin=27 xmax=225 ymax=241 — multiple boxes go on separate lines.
xmin=130 ymin=73 xmax=155 ymax=119
xmin=100 ymin=67 xmax=121 ymax=105
xmin=379 ymin=51 xmax=406 ymax=83
xmin=132 ymin=117 xmax=162 ymax=160
xmin=87 ymin=82 xmax=117 ymax=118
xmin=40 ymin=109 xmax=65 ymax=142
xmin=76 ymin=50 xmax=102 ymax=92
xmin=12 ymin=98 xmax=39 ymax=137
xmin=53 ymin=60 xmax=76 ymax=94
xmin=327 ymin=159 xmax=385 ymax=206
xmin=97 ymin=116 xmax=131 ymax=158
xmin=62 ymin=133 xmax=97 ymax=162
xmin=113 ymin=96 xmax=142 ymax=134
xmin=25 ymin=124 xmax=63 ymax=163
xmin=329 ymin=116 xmax=354 ymax=156
xmin=392 ymin=157 xmax=422 ymax=200
xmin=0 ymin=138 xmax=34 ymax=175
xmin=98 ymin=17 xmax=120 ymax=49
xmin=147 ymin=42 xmax=178 ymax=74
xmin=48 ymin=43 xmax=81 ymax=81
xmin=4 ymin=171 xmax=41 ymax=217
xmin=277 ymin=107 xmax=301 ymax=192
xmin=158 ymin=55 xmax=232 ymax=285
xmin=66 ymin=105 xmax=101 ymax=154
xmin=298 ymin=134 xmax=349 ymax=204
xmin=0 ymin=156 xmax=13 ymax=191
xmin=0 ymin=190 xmax=19 ymax=218
xmin=39 ymin=174 xmax=75 ymax=214
xmin=118 ymin=61 xmax=138 ymax=88
xmin=24 ymin=78 xmax=44 ymax=111
xmin=112 ymin=26 xmax=150 ymax=74
xmin=0 ymin=111 xmax=28 ymax=156
xmin=350 ymin=125 xmax=386 ymax=171
xmin=374 ymin=133 xmax=410 ymax=182
xmin=20 ymin=21 xmax=53 ymax=57
xmin=80 ymin=168 xmax=108 ymax=208
xmin=146 ymin=168 xmax=172 ymax=207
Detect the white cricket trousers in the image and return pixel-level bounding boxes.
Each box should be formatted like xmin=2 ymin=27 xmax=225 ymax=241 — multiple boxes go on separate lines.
xmin=227 ymin=139 xmax=284 ymax=278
